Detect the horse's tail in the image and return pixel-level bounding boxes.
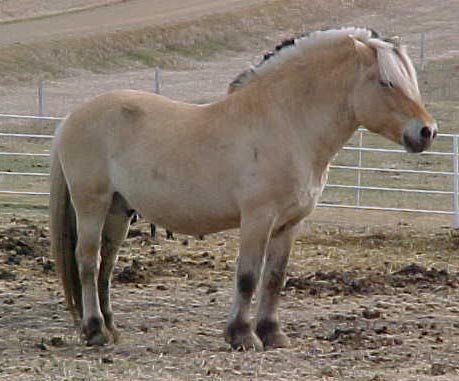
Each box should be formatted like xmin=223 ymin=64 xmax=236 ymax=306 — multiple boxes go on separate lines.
xmin=49 ymin=142 xmax=82 ymax=322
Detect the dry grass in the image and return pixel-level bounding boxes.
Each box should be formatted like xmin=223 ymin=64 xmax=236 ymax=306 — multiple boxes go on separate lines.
xmin=0 ymin=0 xmax=370 ymax=85
xmin=0 ymin=10 xmax=249 ymax=84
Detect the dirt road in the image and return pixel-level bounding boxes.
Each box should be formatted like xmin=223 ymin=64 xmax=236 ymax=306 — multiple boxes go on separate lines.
xmin=0 ymin=0 xmax=266 ymax=46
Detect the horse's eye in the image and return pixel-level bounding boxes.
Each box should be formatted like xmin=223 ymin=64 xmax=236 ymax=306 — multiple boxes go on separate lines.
xmin=379 ymin=80 xmax=394 ymax=88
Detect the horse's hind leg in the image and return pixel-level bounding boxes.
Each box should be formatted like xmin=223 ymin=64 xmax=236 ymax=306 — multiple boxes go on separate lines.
xmin=224 ymin=210 xmax=275 ymax=351
xmin=255 ymin=224 xmax=299 ymax=348
xmin=99 ymin=203 xmax=131 ymax=342
xmin=73 ymin=192 xmax=112 ymax=346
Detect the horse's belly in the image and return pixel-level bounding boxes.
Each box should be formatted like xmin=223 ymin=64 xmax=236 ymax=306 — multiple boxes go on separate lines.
xmin=123 ymin=184 xmax=241 ymax=235
xmin=143 ymin=204 xmax=240 ymax=235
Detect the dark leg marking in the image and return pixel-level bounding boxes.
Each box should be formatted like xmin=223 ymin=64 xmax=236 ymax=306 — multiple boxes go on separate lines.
xmin=226 ymin=320 xmax=252 ymax=340
xmin=84 ymin=316 xmax=108 ymax=346
xmin=255 ymin=319 xmax=279 ymax=339
xmin=86 ymin=316 xmax=103 ymax=335
xmin=150 ymin=224 xmax=157 ymax=240
xmin=238 ymin=273 xmax=256 ymax=295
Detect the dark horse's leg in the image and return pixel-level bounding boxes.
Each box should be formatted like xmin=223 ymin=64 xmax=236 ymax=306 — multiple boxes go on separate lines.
xmin=150 ymin=224 xmax=157 ymax=240
xmin=150 ymin=224 xmax=174 ymax=241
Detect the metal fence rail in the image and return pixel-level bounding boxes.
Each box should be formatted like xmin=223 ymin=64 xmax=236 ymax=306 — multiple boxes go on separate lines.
xmin=0 ymin=115 xmax=58 ymax=198
xmin=1 ymin=113 xmax=459 ymax=227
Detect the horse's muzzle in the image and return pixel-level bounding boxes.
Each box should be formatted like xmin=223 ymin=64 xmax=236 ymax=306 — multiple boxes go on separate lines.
xmin=402 ymin=121 xmax=438 ymax=153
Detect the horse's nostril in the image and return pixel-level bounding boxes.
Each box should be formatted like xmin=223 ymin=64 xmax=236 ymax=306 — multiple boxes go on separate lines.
xmin=420 ymin=126 xmax=432 ymax=139
xmin=433 ymin=129 xmax=438 ymax=139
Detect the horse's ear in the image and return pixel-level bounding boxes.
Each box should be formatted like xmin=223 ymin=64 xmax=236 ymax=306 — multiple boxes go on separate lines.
xmin=350 ymin=37 xmax=376 ymax=66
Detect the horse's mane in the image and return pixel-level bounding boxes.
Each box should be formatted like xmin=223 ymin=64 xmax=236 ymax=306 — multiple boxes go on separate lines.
xmin=228 ymin=27 xmax=420 ymax=101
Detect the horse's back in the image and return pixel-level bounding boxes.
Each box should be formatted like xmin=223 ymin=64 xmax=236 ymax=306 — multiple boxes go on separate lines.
xmin=55 ymin=89 xmax=201 ymax=162
xmin=60 ymin=89 xmax=196 ymax=133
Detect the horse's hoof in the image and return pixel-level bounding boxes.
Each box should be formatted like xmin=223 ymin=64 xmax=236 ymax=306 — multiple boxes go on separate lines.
xmin=224 ymin=323 xmax=263 ymax=351
xmin=230 ymin=332 xmax=264 ymax=351
xmin=108 ymin=327 xmax=120 ymax=344
xmin=260 ymin=330 xmax=290 ymax=349
xmin=256 ymin=320 xmax=290 ymax=349
xmin=86 ymin=332 xmax=109 ymax=346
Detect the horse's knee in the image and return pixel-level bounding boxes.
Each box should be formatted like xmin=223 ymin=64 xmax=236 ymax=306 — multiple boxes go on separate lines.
xmin=76 ymin=254 xmax=100 ymax=283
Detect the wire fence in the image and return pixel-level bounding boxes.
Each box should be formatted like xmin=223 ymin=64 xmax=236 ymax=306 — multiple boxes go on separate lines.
xmin=1 ymin=113 xmax=459 ymax=227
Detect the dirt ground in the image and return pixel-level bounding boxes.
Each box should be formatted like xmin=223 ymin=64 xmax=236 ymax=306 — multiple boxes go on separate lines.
xmin=2 ymin=216 xmax=459 ymax=381
xmin=2 ymin=1 xmax=459 ymax=380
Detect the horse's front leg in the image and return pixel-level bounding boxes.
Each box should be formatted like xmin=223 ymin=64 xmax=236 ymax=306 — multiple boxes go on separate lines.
xmin=225 ymin=210 xmax=275 ymax=351
xmin=255 ymin=224 xmax=299 ymax=348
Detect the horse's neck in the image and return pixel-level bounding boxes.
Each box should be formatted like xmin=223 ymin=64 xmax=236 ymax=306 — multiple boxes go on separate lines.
xmin=222 ymin=42 xmax=361 ymax=175
xmin=262 ymin=54 xmax=360 ymax=172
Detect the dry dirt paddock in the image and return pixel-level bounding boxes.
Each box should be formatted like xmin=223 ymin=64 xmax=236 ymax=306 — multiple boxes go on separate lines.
xmin=2 ymin=214 xmax=459 ymax=381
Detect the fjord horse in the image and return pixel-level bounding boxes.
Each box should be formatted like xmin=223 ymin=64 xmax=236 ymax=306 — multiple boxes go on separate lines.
xmin=50 ymin=27 xmax=436 ymax=349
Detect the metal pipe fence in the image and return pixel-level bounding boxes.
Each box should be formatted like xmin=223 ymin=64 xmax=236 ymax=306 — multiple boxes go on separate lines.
xmin=1 ymin=113 xmax=459 ymax=227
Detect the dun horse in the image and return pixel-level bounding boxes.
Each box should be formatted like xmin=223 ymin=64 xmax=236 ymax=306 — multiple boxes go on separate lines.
xmin=50 ymin=27 xmax=436 ymax=349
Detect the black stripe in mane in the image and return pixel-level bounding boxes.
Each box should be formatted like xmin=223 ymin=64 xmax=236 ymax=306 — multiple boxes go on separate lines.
xmin=228 ymin=27 xmax=381 ymax=93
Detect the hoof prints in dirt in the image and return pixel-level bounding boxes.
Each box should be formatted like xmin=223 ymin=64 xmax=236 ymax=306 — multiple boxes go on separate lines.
xmin=285 ymin=264 xmax=459 ymax=296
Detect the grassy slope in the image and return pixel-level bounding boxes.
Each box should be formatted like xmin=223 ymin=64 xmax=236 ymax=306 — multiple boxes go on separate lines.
xmin=0 ymin=0 xmax=361 ymax=85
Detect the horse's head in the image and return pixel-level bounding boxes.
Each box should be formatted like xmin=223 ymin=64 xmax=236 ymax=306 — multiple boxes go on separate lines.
xmin=351 ymin=37 xmax=436 ymax=153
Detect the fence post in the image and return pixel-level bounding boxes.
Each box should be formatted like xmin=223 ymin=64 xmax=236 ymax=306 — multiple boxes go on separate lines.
xmin=356 ymin=130 xmax=364 ymax=206
xmin=38 ymin=80 xmax=44 ymax=117
xmin=154 ymin=67 xmax=160 ymax=94
xmin=420 ymin=32 xmax=426 ymax=71
xmin=453 ymin=135 xmax=459 ymax=228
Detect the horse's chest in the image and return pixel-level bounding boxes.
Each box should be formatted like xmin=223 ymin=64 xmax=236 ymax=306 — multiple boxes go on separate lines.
xmin=298 ymin=183 xmax=323 ymax=213
xmin=283 ymin=169 xmax=328 ymax=219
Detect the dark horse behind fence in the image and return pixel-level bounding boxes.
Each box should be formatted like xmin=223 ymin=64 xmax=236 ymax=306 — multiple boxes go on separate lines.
xmin=50 ymin=27 xmax=436 ymax=350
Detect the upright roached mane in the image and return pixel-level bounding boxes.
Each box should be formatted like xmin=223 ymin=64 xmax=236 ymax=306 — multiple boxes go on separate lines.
xmin=229 ymin=27 xmax=421 ymax=102
xmin=50 ymin=26 xmax=436 ymax=350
